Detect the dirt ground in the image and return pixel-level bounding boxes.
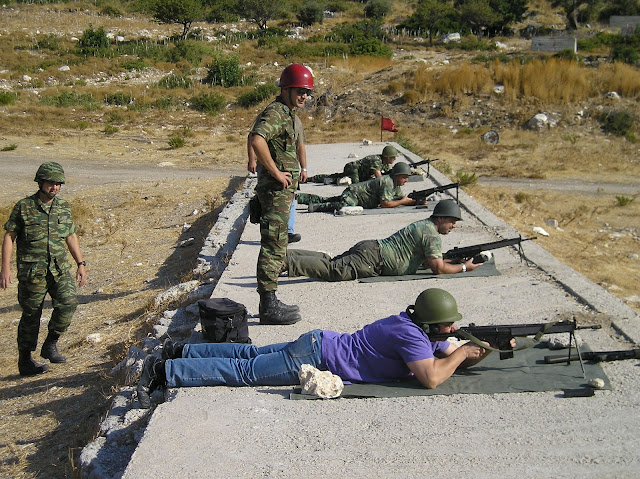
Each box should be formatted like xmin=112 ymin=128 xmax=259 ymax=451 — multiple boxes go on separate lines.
xmin=0 ymin=5 xmax=639 ymax=478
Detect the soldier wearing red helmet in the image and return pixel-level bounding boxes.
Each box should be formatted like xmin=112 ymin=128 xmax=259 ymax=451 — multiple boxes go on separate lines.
xmin=248 ymin=64 xmax=314 ymax=325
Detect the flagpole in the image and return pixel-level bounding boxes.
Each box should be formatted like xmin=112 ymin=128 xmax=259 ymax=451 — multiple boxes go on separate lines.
xmin=380 ymin=115 xmax=383 ymax=142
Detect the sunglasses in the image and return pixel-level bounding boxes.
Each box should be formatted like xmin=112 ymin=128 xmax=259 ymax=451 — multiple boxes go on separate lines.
xmin=296 ymin=88 xmax=312 ymax=97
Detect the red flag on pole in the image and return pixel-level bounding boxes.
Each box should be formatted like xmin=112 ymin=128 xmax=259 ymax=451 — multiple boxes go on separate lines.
xmin=381 ymin=116 xmax=399 ymax=133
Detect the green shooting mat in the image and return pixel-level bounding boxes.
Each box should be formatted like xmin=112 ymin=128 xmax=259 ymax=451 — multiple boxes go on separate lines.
xmin=358 ymin=256 xmax=501 ymax=282
xmin=289 ymin=343 xmax=611 ymax=400
xmin=357 ymin=203 xmax=436 ymax=215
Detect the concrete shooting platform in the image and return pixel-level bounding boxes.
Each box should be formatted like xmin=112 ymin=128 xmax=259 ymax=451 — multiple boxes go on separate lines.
xmin=118 ymin=142 xmax=640 ymax=478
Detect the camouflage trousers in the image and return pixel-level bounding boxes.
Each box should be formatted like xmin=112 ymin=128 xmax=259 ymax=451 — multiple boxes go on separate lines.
xmin=309 ymin=163 xmax=360 ymax=184
xmin=296 ymin=191 xmax=358 ymax=213
xmin=17 ymin=268 xmax=78 ymax=351
xmin=256 ymin=185 xmax=295 ymax=293
xmin=287 ymin=240 xmax=382 ymax=282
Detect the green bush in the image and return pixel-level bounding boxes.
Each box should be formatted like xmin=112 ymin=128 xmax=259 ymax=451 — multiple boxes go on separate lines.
xmin=237 ymin=83 xmax=279 ymax=107
xmin=77 ymin=25 xmax=110 ymax=57
xmin=0 ymin=91 xmax=18 ymax=106
xmin=168 ymin=40 xmax=208 ymax=65
xmin=100 ymin=5 xmax=123 ymax=17
xmin=157 ymin=74 xmax=194 ymax=89
xmin=204 ymin=54 xmax=245 ymax=87
xmin=168 ymin=136 xmax=186 ymax=149
xmin=189 ymin=91 xmax=226 ymax=114
xmin=298 ymin=1 xmax=325 ymax=26
xmin=326 ymin=0 xmax=348 ymax=12
xmin=41 ymin=91 xmax=99 ymax=109
xmin=120 ymin=59 xmax=148 ymax=71
xmin=600 ymin=110 xmax=635 ymax=136
xmin=104 ymin=92 xmax=133 ymax=105
xmin=364 ymin=0 xmax=391 ymax=19
xmin=1 ymin=144 xmax=18 ymax=151
xmin=153 ymin=96 xmax=182 ymax=110
xmin=115 ymin=41 xmax=169 ymax=62
xmin=612 ymin=44 xmax=639 ymax=64
xmin=104 ymin=124 xmax=119 ymax=135
xmin=33 ymin=33 xmax=61 ymax=51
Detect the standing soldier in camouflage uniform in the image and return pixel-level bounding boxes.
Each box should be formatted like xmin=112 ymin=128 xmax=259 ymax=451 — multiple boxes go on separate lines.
xmin=308 ymin=145 xmax=397 ymax=185
xmin=1 ymin=162 xmax=87 ymax=376
xmin=298 ymin=162 xmax=421 ymax=213
xmin=248 ymin=64 xmax=314 ymax=325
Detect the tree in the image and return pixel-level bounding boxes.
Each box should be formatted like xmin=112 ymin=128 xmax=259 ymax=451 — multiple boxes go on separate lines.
xmin=235 ymin=0 xmax=282 ymax=29
xmin=550 ymin=0 xmax=602 ymax=30
xmin=457 ymin=0 xmax=502 ymax=39
xmin=151 ymin=0 xmax=204 ymax=40
xmin=297 ymin=1 xmax=325 ymax=26
xmin=402 ymin=0 xmax=459 ymax=45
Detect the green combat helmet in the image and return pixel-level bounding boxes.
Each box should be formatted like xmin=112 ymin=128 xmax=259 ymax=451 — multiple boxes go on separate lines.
xmin=406 ymin=288 xmax=462 ymax=334
xmin=382 ymin=145 xmax=398 ymax=158
xmin=431 ymin=199 xmax=462 ymax=220
xmin=390 ymin=162 xmax=411 ymax=176
xmin=34 ymin=162 xmax=66 ymax=184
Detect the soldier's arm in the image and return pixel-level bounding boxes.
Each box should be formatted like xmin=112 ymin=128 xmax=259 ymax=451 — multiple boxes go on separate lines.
xmin=380 ymin=195 xmax=416 ymax=208
xmin=1 ymin=231 xmax=16 ymax=289
xmin=247 ymin=134 xmax=258 ymax=173
xmin=297 ymin=142 xmax=307 ymax=183
xmin=65 ymin=233 xmax=87 ymax=287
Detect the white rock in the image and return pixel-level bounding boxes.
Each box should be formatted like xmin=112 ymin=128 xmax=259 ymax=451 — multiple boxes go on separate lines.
xmin=86 ymin=333 xmax=102 ymax=343
xmin=604 ymin=91 xmax=620 ymax=100
xmin=362 ymin=139 xmax=372 ymax=145
xmin=347 ymin=153 xmax=358 ymax=158
xmin=337 ymin=176 xmax=352 ymax=186
xmin=527 ymin=113 xmax=548 ymax=130
xmin=58 ymin=65 xmax=70 ymax=71
xmin=588 ymin=378 xmax=605 ymax=389
xmin=298 ymin=364 xmax=343 ymax=399
xmin=547 ymin=334 xmax=582 ymax=350
xmin=441 ymin=33 xmax=461 ymax=43
xmin=533 ymin=226 xmax=549 ymax=236
xmin=154 ymin=280 xmax=201 ymax=308
xmin=22 ymin=74 xmax=31 ymax=82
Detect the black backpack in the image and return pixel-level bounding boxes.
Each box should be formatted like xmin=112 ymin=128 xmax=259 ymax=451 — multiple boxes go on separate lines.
xmin=198 ymin=298 xmax=251 ymax=344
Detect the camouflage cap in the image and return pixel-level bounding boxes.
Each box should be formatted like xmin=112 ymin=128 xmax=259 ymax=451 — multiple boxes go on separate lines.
xmin=34 ymin=162 xmax=66 ymax=184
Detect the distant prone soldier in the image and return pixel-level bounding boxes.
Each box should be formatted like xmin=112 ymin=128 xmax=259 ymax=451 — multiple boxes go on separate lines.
xmin=298 ymin=162 xmax=421 ymax=213
xmin=308 ymin=145 xmax=398 ymax=185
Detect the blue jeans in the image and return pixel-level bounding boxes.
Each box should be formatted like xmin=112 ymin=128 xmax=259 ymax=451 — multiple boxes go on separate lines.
xmin=288 ymin=199 xmax=296 ymax=233
xmin=165 ymin=330 xmax=325 ymax=387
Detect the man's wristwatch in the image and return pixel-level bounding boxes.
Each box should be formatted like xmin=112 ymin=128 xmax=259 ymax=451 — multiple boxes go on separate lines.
xmin=77 ymin=261 xmax=87 ymax=267
xmin=461 ymin=264 xmax=466 ymax=273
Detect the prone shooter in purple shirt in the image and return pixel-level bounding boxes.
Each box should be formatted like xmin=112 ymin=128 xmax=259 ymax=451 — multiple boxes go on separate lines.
xmin=137 ymin=288 xmax=495 ymax=408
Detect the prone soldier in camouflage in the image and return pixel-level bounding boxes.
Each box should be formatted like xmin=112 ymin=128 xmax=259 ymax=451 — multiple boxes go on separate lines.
xmin=285 ymin=200 xmax=483 ymax=281
xmin=308 ymin=145 xmax=397 ymax=185
xmin=1 ymin=162 xmax=87 ymax=376
xmin=248 ymin=64 xmax=314 ymax=325
xmin=298 ymin=162 xmax=421 ymax=213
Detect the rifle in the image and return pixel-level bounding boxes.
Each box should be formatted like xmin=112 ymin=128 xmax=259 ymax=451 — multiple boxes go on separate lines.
xmin=426 ymin=319 xmax=601 ymax=371
xmin=544 ymin=348 xmax=640 ymax=364
xmin=410 ymin=158 xmax=439 ymax=176
xmin=443 ymin=235 xmax=536 ymax=264
xmin=408 ymin=181 xmax=469 ymax=204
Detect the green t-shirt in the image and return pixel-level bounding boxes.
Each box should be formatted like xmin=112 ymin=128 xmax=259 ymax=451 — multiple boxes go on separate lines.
xmin=345 ymin=175 xmax=404 ymax=209
xmin=377 ymin=219 xmax=442 ymax=275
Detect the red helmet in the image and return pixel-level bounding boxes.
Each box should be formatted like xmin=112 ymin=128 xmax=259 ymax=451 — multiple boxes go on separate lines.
xmin=279 ymin=64 xmax=314 ymax=90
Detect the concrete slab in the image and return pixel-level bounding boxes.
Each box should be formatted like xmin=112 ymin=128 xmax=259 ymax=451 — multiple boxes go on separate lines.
xmin=121 ymin=143 xmax=640 ymax=479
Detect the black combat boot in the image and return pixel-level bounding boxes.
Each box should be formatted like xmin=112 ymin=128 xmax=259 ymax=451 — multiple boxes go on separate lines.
xmin=137 ymin=355 xmax=167 ymax=409
xmin=162 ymin=339 xmax=186 ymax=360
xmin=40 ymin=331 xmax=66 ymax=363
xmin=19 ymin=349 xmax=49 ymax=376
xmin=259 ymin=291 xmax=302 ymax=325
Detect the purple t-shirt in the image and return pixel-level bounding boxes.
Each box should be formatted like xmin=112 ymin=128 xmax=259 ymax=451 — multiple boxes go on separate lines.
xmin=321 ymin=312 xmax=450 ymax=383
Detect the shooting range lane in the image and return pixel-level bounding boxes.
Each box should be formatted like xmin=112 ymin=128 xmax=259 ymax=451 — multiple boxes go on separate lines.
xmin=122 ymin=143 xmax=640 ymax=479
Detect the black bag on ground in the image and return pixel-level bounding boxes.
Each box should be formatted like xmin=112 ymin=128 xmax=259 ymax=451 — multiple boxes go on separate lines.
xmin=198 ymin=298 xmax=251 ymax=343
xmin=249 ymin=195 xmax=261 ymax=224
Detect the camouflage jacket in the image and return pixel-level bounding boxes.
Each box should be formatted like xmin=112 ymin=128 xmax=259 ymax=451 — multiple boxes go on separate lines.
xmin=251 ymin=97 xmax=299 ymax=191
xmin=350 ymin=154 xmax=391 ymax=179
xmin=4 ymin=193 xmax=77 ymax=275
xmin=345 ymin=175 xmax=404 ymax=209
xmin=377 ymin=219 xmax=442 ymax=275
